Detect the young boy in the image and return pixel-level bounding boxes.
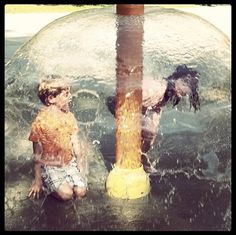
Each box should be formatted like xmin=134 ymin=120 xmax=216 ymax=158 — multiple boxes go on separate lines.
xmin=106 ymin=64 xmax=200 ymax=173
xmin=28 ymin=77 xmax=87 ymax=201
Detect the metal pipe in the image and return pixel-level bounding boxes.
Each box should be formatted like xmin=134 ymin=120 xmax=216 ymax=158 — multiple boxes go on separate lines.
xmin=106 ymin=4 xmax=150 ymax=199
xmin=116 ymin=4 xmax=144 ymax=15
xmin=115 ymin=4 xmax=144 ymax=169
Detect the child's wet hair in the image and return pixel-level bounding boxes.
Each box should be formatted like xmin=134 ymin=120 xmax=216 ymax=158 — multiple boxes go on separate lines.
xmin=38 ymin=75 xmax=69 ymax=106
xmin=163 ymin=64 xmax=200 ymax=112
xmin=106 ymin=65 xmax=200 ymax=115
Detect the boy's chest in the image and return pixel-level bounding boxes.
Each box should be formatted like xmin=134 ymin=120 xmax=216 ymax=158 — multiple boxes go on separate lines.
xmin=41 ymin=113 xmax=74 ymax=134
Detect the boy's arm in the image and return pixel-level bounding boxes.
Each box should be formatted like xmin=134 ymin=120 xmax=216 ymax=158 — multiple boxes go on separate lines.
xmin=33 ymin=141 xmax=43 ymax=180
xmin=28 ymin=142 xmax=43 ymax=199
xmin=71 ymin=134 xmax=84 ymax=173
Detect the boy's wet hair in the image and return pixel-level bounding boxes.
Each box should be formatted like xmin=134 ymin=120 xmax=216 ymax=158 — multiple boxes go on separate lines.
xmin=163 ymin=64 xmax=200 ymax=112
xmin=38 ymin=75 xmax=69 ymax=106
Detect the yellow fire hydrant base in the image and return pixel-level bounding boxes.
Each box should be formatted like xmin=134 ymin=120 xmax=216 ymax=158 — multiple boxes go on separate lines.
xmin=106 ymin=165 xmax=150 ymax=199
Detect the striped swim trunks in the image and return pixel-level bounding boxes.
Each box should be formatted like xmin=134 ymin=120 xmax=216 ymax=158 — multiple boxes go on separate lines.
xmin=41 ymin=157 xmax=87 ymax=194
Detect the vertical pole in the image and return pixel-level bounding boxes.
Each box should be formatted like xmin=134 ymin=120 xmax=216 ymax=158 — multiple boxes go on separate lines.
xmin=106 ymin=4 xmax=150 ymax=199
xmin=115 ymin=4 xmax=144 ymax=169
xmin=116 ymin=4 xmax=144 ymax=15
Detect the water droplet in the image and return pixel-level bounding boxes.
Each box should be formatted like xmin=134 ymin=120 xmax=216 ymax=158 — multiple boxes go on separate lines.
xmin=92 ymin=140 xmax=100 ymax=145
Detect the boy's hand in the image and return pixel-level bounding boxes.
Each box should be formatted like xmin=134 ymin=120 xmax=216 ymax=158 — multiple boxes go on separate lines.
xmin=28 ymin=179 xmax=42 ymax=199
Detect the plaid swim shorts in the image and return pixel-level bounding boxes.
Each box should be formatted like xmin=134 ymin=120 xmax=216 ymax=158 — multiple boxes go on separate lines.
xmin=41 ymin=157 xmax=87 ymax=194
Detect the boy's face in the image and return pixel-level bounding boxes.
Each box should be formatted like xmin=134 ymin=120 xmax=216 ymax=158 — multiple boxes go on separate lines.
xmin=51 ymin=87 xmax=72 ymax=112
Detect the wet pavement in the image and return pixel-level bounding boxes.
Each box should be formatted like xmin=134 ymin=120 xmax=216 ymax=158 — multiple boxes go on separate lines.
xmin=5 ymin=133 xmax=231 ymax=231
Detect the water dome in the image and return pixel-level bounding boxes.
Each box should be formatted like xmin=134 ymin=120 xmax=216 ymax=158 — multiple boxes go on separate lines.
xmin=5 ymin=5 xmax=231 ymax=231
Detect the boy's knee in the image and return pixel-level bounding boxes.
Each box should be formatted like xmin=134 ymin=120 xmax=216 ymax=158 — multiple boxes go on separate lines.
xmin=74 ymin=187 xmax=87 ymax=198
xmin=57 ymin=186 xmax=73 ymax=201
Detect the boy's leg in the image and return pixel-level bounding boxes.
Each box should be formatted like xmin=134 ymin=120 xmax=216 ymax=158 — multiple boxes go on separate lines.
xmin=141 ymin=128 xmax=156 ymax=153
xmin=41 ymin=166 xmax=74 ymax=201
xmin=73 ymin=186 xmax=87 ymax=198
xmin=51 ymin=181 xmax=74 ymax=201
xmin=141 ymin=129 xmax=158 ymax=174
xmin=66 ymin=157 xmax=88 ymax=199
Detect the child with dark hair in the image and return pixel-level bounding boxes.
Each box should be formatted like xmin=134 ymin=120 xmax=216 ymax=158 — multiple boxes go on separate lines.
xmin=28 ymin=77 xmax=87 ymax=201
xmin=106 ymin=65 xmax=200 ymax=173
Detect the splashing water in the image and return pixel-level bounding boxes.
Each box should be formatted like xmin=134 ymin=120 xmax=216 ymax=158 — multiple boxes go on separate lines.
xmin=5 ymin=6 xmax=231 ymax=231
